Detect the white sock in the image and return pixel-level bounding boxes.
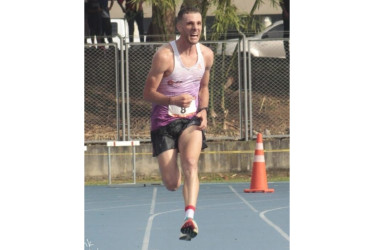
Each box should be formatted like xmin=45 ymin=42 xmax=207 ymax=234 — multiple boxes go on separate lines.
xmin=185 ymin=205 xmax=195 ymax=220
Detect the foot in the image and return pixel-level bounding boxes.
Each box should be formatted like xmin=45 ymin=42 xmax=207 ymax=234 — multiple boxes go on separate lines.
xmin=179 ymin=218 xmax=198 ymax=240
xmin=179 ymin=233 xmax=192 ymax=241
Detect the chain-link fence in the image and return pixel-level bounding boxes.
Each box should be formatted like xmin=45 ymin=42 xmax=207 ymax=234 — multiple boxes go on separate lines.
xmin=84 ymin=43 xmax=120 ymax=142
xmin=84 ymin=37 xmax=289 ymax=143
xmin=248 ymin=39 xmax=290 ymax=139
xmin=125 ymin=43 xmax=160 ymax=140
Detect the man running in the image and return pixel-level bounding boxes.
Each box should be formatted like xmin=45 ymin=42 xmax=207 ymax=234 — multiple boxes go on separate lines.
xmin=143 ymin=6 xmax=214 ymax=240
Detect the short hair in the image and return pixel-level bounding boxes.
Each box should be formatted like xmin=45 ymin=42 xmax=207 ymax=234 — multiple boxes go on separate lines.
xmin=177 ymin=6 xmax=201 ymax=22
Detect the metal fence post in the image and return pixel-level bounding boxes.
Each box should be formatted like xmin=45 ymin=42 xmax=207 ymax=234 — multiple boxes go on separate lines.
xmin=114 ymin=42 xmax=120 ymax=140
xmin=125 ymin=42 xmax=131 ymax=141
xmin=132 ymin=145 xmax=136 ymax=184
xmin=107 ymin=146 xmax=112 ymax=185
xmin=237 ymin=39 xmax=243 ymax=139
xmin=120 ymin=36 xmax=126 ymax=140
xmin=247 ymin=39 xmax=253 ymax=140
xmin=239 ymin=32 xmax=248 ymax=141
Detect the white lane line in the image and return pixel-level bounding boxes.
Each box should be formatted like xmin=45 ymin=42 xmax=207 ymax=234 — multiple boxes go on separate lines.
xmin=141 ymin=187 xmax=157 ymax=250
xmin=141 ymin=214 xmax=156 ymax=250
xmin=141 ymin=208 xmax=183 ymax=250
xmin=229 ymin=185 xmax=289 ymax=241
xmin=259 ymin=207 xmax=289 ymax=241
xmin=228 ymin=185 xmax=258 ymax=213
xmin=149 ymin=187 xmax=157 ymax=215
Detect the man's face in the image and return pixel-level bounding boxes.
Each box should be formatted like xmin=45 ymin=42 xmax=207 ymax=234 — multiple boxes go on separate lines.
xmin=177 ymin=12 xmax=202 ymax=45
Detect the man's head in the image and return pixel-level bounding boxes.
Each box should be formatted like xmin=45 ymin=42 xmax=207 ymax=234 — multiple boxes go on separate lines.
xmin=177 ymin=7 xmax=202 ymax=45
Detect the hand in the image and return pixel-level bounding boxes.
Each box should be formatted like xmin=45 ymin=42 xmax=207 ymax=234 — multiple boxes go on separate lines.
xmin=172 ymin=94 xmax=195 ymax=108
xmin=196 ymin=109 xmax=207 ymax=130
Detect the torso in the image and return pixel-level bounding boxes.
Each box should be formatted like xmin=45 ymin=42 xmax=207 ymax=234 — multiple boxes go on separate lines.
xmin=150 ymin=41 xmax=205 ymax=131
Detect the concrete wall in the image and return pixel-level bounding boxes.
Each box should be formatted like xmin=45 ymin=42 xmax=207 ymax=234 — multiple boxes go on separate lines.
xmin=84 ymin=138 xmax=289 ymax=180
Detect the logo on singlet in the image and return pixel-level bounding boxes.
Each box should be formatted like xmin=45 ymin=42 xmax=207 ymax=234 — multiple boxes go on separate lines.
xmin=167 ymin=80 xmax=183 ymax=85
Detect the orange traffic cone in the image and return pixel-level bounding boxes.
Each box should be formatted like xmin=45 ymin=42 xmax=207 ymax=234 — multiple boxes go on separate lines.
xmin=244 ymin=133 xmax=274 ymax=193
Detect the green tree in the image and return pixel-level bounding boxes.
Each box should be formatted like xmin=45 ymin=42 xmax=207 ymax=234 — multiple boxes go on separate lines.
xmin=148 ymin=0 xmax=176 ymax=41
xmin=207 ymin=0 xmax=279 ymax=131
xmin=132 ymin=0 xmax=280 ymax=40
xmin=130 ymin=0 xmax=177 ymax=41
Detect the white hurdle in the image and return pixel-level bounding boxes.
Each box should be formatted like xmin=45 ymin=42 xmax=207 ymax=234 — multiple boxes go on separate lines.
xmin=106 ymin=140 xmax=140 ymax=185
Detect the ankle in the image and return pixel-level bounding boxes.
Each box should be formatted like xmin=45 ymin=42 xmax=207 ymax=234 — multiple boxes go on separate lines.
xmin=184 ymin=205 xmax=195 ymax=220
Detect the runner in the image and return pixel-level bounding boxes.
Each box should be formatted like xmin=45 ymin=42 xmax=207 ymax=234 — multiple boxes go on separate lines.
xmin=143 ymin=6 xmax=214 ymax=240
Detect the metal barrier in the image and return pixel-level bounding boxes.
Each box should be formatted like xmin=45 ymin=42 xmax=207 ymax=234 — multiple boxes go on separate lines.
xmin=106 ymin=140 xmax=140 ymax=185
xmin=84 ymin=43 xmax=120 ymax=142
xmin=246 ymin=38 xmax=290 ymax=139
xmin=84 ymin=36 xmax=289 ymax=143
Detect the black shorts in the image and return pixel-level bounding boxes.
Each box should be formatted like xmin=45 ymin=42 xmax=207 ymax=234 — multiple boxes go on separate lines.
xmin=151 ymin=117 xmax=208 ymax=157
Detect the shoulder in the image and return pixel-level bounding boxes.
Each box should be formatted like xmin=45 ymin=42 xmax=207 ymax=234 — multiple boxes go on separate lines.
xmin=153 ymin=43 xmax=174 ymax=64
xmin=199 ymin=43 xmax=213 ymax=57
xmin=199 ymin=43 xmax=214 ymax=68
xmin=150 ymin=43 xmax=174 ymax=74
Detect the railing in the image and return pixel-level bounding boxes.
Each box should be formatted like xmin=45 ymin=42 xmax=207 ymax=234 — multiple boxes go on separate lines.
xmin=84 ymin=36 xmax=289 ymax=143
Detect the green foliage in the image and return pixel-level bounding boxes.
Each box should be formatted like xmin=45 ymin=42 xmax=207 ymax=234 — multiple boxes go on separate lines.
xmin=130 ymin=0 xmax=177 ymax=9
xmin=136 ymin=0 xmax=281 ymax=41
xmin=210 ymin=2 xmax=242 ymax=40
xmin=209 ymin=0 xmax=280 ymax=39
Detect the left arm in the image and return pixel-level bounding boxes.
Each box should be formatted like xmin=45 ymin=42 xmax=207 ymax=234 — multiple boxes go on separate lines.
xmin=196 ymin=46 xmax=214 ymax=130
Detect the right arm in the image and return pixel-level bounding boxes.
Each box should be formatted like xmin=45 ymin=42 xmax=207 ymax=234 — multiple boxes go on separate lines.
xmin=143 ymin=47 xmax=172 ymax=105
xmin=143 ymin=46 xmax=195 ymax=107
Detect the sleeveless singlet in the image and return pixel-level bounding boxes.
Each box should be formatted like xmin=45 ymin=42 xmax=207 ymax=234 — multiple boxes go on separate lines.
xmin=150 ymin=40 xmax=205 ymax=131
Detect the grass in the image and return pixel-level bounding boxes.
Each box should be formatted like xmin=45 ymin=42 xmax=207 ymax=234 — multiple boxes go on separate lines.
xmin=85 ymin=169 xmax=289 ymax=186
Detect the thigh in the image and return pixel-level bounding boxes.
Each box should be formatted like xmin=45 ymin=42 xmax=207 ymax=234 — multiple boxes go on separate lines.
xmin=89 ymin=14 xmax=102 ymax=35
xmin=157 ymin=148 xmax=178 ymax=171
xmin=135 ymin=11 xmax=144 ymax=30
xmin=178 ymin=125 xmax=203 ymax=166
xmin=151 ymin=128 xmax=177 ymax=157
xmin=102 ymin=18 xmax=111 ymax=34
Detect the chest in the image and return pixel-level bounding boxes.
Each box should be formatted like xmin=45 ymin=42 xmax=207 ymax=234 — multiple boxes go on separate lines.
xmin=179 ymin=53 xmax=198 ymax=68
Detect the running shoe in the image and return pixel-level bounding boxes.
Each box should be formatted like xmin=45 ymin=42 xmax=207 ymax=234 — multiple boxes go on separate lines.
xmin=179 ymin=218 xmax=198 ymax=240
xmin=179 ymin=233 xmax=192 ymax=241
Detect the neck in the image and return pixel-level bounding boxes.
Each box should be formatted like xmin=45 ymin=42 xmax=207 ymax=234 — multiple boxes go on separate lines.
xmin=175 ymin=39 xmax=197 ymax=56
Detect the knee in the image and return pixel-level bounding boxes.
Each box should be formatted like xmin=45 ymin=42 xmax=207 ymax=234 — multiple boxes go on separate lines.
xmin=182 ymin=159 xmax=198 ymax=177
xmin=164 ymin=180 xmax=181 ymax=191
xmin=162 ymin=176 xmax=181 ymax=191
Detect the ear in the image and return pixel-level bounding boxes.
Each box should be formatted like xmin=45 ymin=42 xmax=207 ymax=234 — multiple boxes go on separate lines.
xmin=176 ymin=21 xmax=182 ymax=33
